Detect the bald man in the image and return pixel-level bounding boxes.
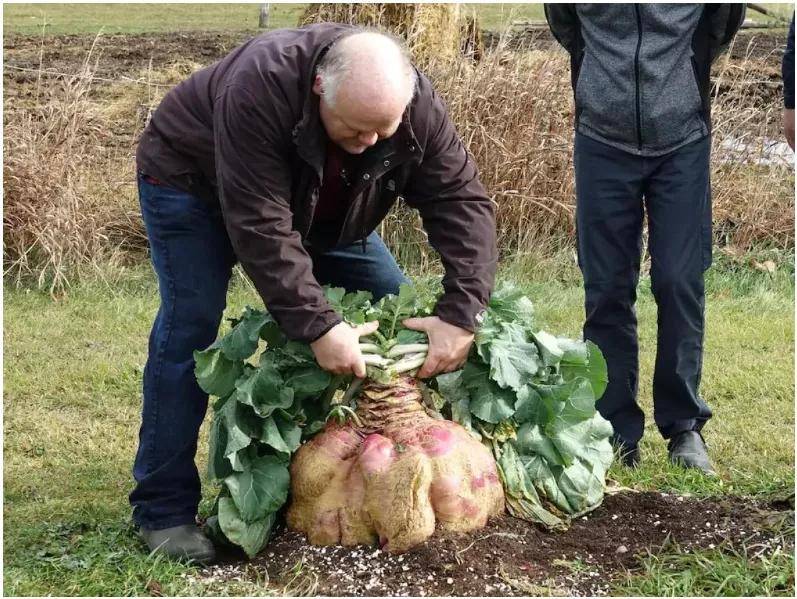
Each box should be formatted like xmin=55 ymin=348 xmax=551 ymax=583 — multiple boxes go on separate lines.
xmin=132 ymin=24 xmax=497 ymax=562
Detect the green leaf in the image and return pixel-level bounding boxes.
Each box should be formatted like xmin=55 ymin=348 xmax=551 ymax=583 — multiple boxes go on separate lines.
xmin=462 ymin=363 xmax=516 ymax=423
xmin=513 ymin=385 xmax=543 ymax=424
xmin=218 ymin=397 xmax=255 ymax=472
xmin=521 ymin=453 xmax=573 ymax=513
xmin=208 ymin=414 xmax=233 ymax=480
xmin=220 ymin=307 xmax=270 ymax=361
xmin=259 ymin=320 xmax=286 ymax=348
xmin=284 ymin=366 xmax=331 ymax=399
xmin=194 ymin=348 xmax=244 ymax=397
xmin=260 ymin=410 xmax=302 ymax=455
xmin=522 ymin=413 xmax=614 ymax=514
xmin=557 ymin=338 xmax=589 ymax=364
xmin=217 ymin=496 xmax=276 ymax=558
xmin=436 ymin=371 xmax=474 ymax=432
xmin=496 ymin=442 xmax=564 ymax=529
xmin=396 ymin=329 xmax=428 ymax=345
xmin=233 ymin=362 xmax=294 ymax=418
xmin=378 ymin=283 xmax=418 ymax=338
xmin=339 ymin=289 xmax=374 ymax=324
xmin=324 ymin=287 xmax=347 ymax=307
xmin=534 ymin=379 xmax=597 ymax=466
xmin=516 ymin=421 xmax=567 ymax=467
xmin=224 ymin=455 xmax=290 ymax=522
xmin=560 ymin=341 xmax=608 ymax=400
xmin=476 ymin=323 xmax=541 ymax=391
xmin=532 ymin=330 xmax=565 ymax=367
xmin=486 ymin=283 xmax=536 ymax=330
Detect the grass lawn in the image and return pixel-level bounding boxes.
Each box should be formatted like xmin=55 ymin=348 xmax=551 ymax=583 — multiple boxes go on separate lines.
xmin=3 ymin=249 xmax=794 ymax=596
xmin=1 ymin=2 xmax=544 ymax=36
xmin=4 ymin=3 xmax=793 ymax=36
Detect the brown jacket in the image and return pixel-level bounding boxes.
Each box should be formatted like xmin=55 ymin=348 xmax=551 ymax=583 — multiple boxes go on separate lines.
xmin=137 ymin=24 xmax=497 ymax=342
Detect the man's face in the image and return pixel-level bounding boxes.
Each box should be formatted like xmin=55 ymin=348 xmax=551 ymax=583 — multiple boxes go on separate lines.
xmin=314 ymin=76 xmax=405 ymax=155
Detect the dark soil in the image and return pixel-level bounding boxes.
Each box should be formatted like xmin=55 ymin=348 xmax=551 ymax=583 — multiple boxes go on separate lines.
xmin=204 ymin=491 xmax=794 ymax=597
xmin=3 ymin=26 xmax=787 ymax=82
xmin=3 ymin=31 xmax=251 ymax=79
xmin=482 ymin=24 xmax=788 ymax=60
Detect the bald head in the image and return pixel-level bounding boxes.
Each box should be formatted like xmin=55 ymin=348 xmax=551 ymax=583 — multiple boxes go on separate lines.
xmin=314 ymin=30 xmax=417 ymax=154
xmin=317 ymin=31 xmax=417 ymax=109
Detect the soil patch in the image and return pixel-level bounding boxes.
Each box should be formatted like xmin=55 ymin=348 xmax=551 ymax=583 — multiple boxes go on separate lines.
xmin=201 ymin=491 xmax=794 ymax=596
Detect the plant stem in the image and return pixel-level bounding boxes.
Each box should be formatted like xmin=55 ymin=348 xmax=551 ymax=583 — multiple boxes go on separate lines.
xmin=392 ymin=354 xmax=427 ymax=374
xmin=386 ymin=343 xmax=429 ymax=358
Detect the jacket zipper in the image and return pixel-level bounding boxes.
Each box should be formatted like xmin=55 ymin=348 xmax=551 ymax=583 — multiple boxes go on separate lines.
xmin=333 ymin=149 xmax=409 ymax=249
xmin=634 ymin=5 xmax=643 ymax=150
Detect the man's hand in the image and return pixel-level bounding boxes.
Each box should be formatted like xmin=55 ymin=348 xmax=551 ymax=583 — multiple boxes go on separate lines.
xmin=311 ymin=320 xmax=379 ymax=378
xmin=784 ymin=108 xmax=795 ymax=151
xmin=402 ymin=316 xmax=474 ymax=378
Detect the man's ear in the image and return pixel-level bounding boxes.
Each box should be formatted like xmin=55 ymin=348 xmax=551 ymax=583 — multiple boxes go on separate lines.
xmin=312 ymin=75 xmax=324 ymax=97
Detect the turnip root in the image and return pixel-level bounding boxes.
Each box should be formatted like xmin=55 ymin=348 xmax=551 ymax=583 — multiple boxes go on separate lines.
xmin=287 ymin=376 xmax=505 ymax=553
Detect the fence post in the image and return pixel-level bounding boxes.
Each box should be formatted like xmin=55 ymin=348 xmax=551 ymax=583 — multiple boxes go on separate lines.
xmin=259 ymin=3 xmax=270 ymax=29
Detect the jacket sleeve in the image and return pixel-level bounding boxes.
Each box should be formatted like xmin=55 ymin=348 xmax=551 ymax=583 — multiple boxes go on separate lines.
xmin=707 ymin=3 xmax=747 ymax=62
xmin=544 ymin=4 xmax=579 ymax=54
xmin=214 ymin=84 xmax=342 ymax=342
xmin=403 ymin=84 xmax=498 ymax=333
xmin=784 ymin=14 xmax=795 ymax=109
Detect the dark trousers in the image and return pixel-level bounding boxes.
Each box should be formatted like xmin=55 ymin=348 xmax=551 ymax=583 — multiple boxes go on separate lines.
xmin=130 ymin=175 xmax=408 ymax=529
xmin=574 ymin=132 xmax=713 ymax=448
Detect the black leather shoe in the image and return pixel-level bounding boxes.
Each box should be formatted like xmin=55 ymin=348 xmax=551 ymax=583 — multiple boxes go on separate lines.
xmin=668 ymin=431 xmax=716 ymax=476
xmin=139 ymin=524 xmax=216 ymax=565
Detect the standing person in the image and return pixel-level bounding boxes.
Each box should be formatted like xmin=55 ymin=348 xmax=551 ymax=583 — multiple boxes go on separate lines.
xmin=783 ymin=13 xmax=794 ymax=150
xmin=544 ymin=4 xmax=745 ymax=472
xmin=132 ymin=24 xmax=497 ymax=563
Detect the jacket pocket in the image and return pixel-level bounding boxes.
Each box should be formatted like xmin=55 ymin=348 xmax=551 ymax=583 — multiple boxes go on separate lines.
xmin=575 ymin=50 xmax=638 ymax=147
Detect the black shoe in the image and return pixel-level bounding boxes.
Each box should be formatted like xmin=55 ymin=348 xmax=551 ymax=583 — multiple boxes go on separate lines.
xmin=668 ymin=431 xmax=716 ymax=476
xmin=612 ymin=436 xmax=640 ymax=468
xmin=139 ymin=524 xmax=216 ymax=565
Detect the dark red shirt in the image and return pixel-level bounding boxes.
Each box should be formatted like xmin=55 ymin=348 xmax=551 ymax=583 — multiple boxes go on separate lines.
xmin=314 ymin=141 xmax=354 ymax=223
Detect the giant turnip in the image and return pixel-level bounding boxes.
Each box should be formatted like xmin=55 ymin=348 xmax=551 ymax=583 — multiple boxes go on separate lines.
xmin=196 ymin=284 xmax=613 ymax=559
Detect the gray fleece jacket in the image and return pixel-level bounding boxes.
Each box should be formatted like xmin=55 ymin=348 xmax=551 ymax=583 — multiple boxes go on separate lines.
xmin=545 ymin=3 xmax=746 ymax=156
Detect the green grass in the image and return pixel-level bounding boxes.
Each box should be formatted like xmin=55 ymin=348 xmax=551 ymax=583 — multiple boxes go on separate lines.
xmin=0 ymin=2 xmax=546 ymax=36
xmin=0 ymin=2 xmax=543 ymax=36
xmin=4 ymin=3 xmax=792 ymax=36
xmin=2 ymin=3 xmax=307 ymax=35
xmin=615 ymin=533 xmax=795 ymax=596
xmin=3 ymin=251 xmax=794 ymax=595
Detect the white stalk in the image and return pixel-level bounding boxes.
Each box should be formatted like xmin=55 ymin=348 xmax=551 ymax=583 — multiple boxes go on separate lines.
xmin=392 ymin=354 xmax=427 ymax=374
xmin=358 ymin=343 xmax=382 ymax=354
xmin=362 ymin=354 xmax=392 ymax=367
xmin=386 ymin=343 xmax=430 ymax=358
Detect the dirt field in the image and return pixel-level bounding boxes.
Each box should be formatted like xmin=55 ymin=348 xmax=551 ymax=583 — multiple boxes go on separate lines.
xmin=4 ymin=27 xmax=787 ymax=102
xmin=194 ymin=491 xmax=794 ymax=596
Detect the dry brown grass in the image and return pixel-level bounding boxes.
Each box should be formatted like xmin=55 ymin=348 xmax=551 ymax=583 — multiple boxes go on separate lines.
xmin=3 ymin=36 xmax=116 ymax=294
xmin=708 ymin=41 xmax=794 ymax=248
xmin=3 ymin=28 xmax=793 ymax=293
xmin=300 ymin=3 xmax=482 ymax=64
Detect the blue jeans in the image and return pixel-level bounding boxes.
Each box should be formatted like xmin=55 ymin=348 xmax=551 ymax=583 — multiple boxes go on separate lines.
xmin=574 ymin=133 xmax=713 ymax=449
xmin=130 ymin=175 xmax=408 ymax=530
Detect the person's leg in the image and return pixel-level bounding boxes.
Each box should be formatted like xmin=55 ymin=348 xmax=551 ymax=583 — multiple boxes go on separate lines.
xmin=644 ymin=136 xmax=713 ymax=440
xmin=310 ymin=231 xmax=409 ymax=299
xmin=574 ymin=132 xmax=647 ymax=452
xmin=130 ymin=174 xmax=236 ymax=530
